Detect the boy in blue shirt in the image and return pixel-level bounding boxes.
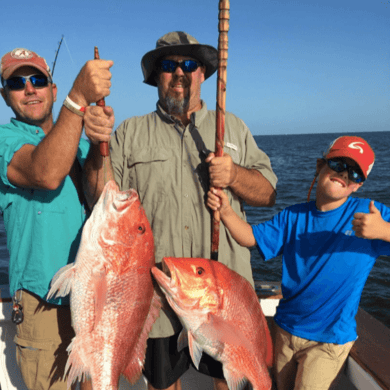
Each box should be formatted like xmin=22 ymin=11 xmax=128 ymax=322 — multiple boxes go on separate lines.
xmin=207 ymin=136 xmax=390 ymax=390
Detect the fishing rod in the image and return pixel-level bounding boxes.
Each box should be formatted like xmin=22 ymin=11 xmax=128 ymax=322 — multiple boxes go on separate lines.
xmin=211 ymin=0 xmax=230 ymax=261
xmin=51 ymin=35 xmax=64 ymax=77
xmin=94 ymin=47 xmax=109 ymax=184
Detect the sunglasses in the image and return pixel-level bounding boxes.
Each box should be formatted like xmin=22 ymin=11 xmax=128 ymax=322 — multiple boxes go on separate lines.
xmin=3 ymin=74 xmax=49 ymax=91
xmin=326 ymin=159 xmax=365 ymax=183
xmin=158 ymin=59 xmax=201 ymax=73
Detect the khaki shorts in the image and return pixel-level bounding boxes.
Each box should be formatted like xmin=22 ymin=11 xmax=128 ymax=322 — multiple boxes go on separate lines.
xmin=274 ymin=325 xmax=354 ymax=390
xmin=14 ymin=290 xmax=75 ymax=390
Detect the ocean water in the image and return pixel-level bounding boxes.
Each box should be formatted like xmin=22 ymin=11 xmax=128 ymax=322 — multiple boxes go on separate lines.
xmin=0 ymin=131 xmax=389 ymax=328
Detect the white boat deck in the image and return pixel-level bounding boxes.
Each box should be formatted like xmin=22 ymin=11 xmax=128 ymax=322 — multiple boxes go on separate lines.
xmin=1 ymin=287 xmax=388 ymax=390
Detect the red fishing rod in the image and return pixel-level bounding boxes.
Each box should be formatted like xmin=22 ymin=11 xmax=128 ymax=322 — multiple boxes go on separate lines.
xmin=211 ymin=0 xmax=230 ymax=261
xmin=94 ymin=47 xmax=109 ymax=183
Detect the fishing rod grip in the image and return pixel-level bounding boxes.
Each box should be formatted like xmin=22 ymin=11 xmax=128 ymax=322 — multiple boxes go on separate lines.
xmin=94 ymin=46 xmax=109 ymax=157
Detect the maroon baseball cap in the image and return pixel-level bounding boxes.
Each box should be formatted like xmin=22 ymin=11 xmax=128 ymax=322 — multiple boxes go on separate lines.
xmin=0 ymin=48 xmax=52 ymax=82
xmin=323 ymin=136 xmax=375 ymax=179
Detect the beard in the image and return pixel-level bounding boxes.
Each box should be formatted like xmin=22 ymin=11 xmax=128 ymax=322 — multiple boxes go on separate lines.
xmin=163 ymin=94 xmax=190 ymax=116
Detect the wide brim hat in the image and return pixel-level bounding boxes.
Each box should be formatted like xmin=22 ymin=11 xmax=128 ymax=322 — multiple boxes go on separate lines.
xmin=323 ymin=135 xmax=375 ymax=179
xmin=141 ymin=31 xmax=218 ymax=87
xmin=1 ymin=48 xmax=52 ymax=83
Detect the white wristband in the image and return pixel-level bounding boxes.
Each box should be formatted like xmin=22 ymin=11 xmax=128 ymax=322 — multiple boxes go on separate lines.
xmin=63 ymin=95 xmax=85 ymax=117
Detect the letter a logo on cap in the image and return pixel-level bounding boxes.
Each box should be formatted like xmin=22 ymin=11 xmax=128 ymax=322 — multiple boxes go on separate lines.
xmin=348 ymin=142 xmax=364 ymax=154
xmin=11 ymin=49 xmax=33 ymax=59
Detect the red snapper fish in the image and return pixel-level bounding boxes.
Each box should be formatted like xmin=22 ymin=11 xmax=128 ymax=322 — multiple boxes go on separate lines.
xmin=151 ymin=257 xmax=273 ymax=390
xmin=48 ymin=180 xmax=160 ymax=389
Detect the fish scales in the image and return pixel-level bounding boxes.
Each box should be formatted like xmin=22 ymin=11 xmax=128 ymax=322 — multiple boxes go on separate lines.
xmin=48 ymin=180 xmax=161 ymax=389
xmin=151 ymin=257 xmax=273 ymax=390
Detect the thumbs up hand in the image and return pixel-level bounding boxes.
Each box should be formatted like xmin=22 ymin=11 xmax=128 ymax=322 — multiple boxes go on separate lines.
xmin=352 ymin=201 xmax=389 ymax=240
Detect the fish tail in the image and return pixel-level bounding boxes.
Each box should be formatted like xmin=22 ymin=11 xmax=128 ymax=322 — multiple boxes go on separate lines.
xmin=222 ymin=365 xmax=249 ymax=390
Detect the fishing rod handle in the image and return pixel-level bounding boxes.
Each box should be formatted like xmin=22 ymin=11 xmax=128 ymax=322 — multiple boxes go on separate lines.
xmin=94 ymin=46 xmax=109 ymax=157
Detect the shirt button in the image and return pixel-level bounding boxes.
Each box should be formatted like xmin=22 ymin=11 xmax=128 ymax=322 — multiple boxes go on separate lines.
xmin=36 ymin=130 xmax=39 ymax=134
xmin=38 ymin=211 xmax=42 ymax=215
xmin=184 ymin=194 xmax=188 ymax=198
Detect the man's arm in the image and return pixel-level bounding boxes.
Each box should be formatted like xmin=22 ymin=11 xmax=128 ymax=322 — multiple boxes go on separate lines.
xmin=6 ymin=59 xmax=113 ymax=191
xmin=82 ymin=105 xmax=115 ymax=209
xmin=206 ymin=152 xmax=276 ymax=207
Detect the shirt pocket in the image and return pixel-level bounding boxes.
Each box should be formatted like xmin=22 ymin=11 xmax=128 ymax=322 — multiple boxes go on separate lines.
xmin=223 ymin=142 xmax=240 ymax=165
xmin=127 ymin=148 xmax=172 ymax=202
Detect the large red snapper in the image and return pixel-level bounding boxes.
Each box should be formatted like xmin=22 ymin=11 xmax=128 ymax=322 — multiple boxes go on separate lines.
xmin=151 ymin=257 xmax=273 ymax=390
xmin=48 ymin=180 xmax=160 ymax=389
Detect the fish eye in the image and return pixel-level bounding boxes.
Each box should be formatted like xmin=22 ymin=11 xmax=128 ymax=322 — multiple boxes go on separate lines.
xmin=196 ymin=267 xmax=205 ymax=275
xmin=138 ymin=224 xmax=146 ymax=234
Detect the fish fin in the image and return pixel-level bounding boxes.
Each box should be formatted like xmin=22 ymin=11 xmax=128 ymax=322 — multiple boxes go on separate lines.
xmin=177 ymin=329 xmax=188 ymax=351
xmin=188 ymin=331 xmax=203 ymax=370
xmin=92 ymin=267 xmax=108 ymax=328
xmin=222 ymin=366 xmax=248 ymax=390
xmin=202 ymin=314 xmax=248 ymax=351
xmin=64 ymin=337 xmax=91 ymax=388
xmin=122 ymin=291 xmax=162 ymax=384
xmin=47 ymin=263 xmax=76 ymax=299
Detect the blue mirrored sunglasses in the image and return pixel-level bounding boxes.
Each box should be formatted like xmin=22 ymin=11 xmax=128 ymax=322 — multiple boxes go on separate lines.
xmin=158 ymin=59 xmax=201 ymax=73
xmin=326 ymin=159 xmax=365 ymax=183
xmin=3 ymin=74 xmax=49 ymax=91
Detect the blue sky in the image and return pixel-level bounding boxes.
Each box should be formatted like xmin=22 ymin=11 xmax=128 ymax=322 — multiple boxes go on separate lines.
xmin=0 ymin=0 xmax=389 ymax=135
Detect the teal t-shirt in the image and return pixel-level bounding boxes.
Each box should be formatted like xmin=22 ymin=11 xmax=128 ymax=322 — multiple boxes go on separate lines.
xmin=0 ymin=118 xmax=90 ymax=305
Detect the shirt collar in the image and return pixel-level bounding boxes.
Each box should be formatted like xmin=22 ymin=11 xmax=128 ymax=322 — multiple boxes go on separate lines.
xmin=10 ymin=118 xmax=44 ymax=136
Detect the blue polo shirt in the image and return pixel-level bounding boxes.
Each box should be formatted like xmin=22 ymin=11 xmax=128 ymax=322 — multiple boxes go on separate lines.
xmin=0 ymin=118 xmax=90 ymax=305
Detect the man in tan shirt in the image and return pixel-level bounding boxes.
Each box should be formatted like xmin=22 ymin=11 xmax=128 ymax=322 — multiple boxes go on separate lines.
xmin=83 ymin=31 xmax=277 ymax=390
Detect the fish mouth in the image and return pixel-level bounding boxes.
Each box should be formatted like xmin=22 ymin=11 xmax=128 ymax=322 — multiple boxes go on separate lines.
xmin=151 ymin=258 xmax=201 ymax=313
xmin=98 ymin=180 xmax=139 ymax=213
xmin=151 ymin=266 xmax=175 ymax=298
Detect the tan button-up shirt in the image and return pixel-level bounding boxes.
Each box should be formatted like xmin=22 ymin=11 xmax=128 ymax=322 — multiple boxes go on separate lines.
xmin=110 ymin=101 xmax=277 ymax=338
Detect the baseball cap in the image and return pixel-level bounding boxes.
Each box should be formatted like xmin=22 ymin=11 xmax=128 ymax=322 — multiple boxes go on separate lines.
xmin=1 ymin=48 xmax=52 ymax=83
xmin=323 ymin=136 xmax=375 ymax=179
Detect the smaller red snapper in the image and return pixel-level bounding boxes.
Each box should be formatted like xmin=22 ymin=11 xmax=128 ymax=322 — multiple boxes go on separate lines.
xmin=48 ymin=180 xmax=161 ymax=390
xmin=151 ymin=257 xmax=273 ymax=390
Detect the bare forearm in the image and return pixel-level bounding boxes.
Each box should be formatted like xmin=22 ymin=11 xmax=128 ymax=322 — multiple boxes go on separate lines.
xmin=230 ymin=166 xmax=276 ymax=207
xmin=221 ymin=207 xmax=256 ymax=247
xmin=82 ymin=143 xmax=114 ymax=209
xmin=8 ymin=107 xmax=84 ymax=190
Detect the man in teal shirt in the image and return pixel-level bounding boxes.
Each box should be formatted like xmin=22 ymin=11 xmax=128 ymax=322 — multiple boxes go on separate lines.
xmin=0 ymin=48 xmax=113 ymax=390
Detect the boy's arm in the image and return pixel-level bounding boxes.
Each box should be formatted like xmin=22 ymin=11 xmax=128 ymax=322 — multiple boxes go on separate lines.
xmin=352 ymin=200 xmax=390 ymax=242
xmin=207 ymin=188 xmax=256 ymax=247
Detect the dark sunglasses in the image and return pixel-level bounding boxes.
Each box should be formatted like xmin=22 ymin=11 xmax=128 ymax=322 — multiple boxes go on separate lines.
xmin=326 ymin=159 xmax=365 ymax=183
xmin=158 ymin=59 xmax=201 ymax=73
xmin=3 ymin=74 xmax=49 ymax=91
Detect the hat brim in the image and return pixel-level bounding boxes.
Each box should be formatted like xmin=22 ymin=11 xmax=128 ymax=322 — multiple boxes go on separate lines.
xmin=2 ymin=62 xmax=52 ymax=82
xmin=141 ymin=44 xmax=218 ymax=87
